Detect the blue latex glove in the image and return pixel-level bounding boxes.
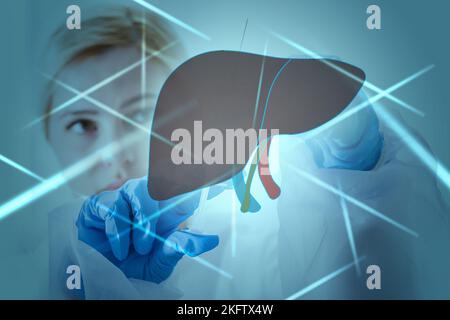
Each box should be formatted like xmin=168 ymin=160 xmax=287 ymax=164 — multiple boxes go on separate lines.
xmin=76 ymin=177 xmax=219 ymax=283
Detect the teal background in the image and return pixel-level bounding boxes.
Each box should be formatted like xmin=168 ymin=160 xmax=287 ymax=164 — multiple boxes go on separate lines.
xmin=0 ymin=0 xmax=449 ymax=298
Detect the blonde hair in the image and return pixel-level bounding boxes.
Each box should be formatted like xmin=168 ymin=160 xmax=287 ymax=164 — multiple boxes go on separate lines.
xmin=44 ymin=6 xmax=181 ymax=138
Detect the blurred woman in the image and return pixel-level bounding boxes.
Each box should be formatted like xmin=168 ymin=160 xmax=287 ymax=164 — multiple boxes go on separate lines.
xmin=44 ymin=6 xmax=197 ymax=299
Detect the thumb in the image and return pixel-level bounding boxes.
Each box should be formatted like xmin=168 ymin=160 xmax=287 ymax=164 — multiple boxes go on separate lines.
xmin=145 ymin=230 xmax=219 ymax=283
xmin=174 ymin=229 xmax=220 ymax=257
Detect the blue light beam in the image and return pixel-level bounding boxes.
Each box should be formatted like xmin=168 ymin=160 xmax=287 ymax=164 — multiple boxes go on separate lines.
xmin=286 ymin=256 xmax=366 ymax=300
xmin=26 ymin=41 xmax=178 ymax=128
xmin=287 ymin=165 xmax=419 ymax=237
xmin=0 ymin=153 xmax=44 ymax=182
xmin=43 ymin=76 xmax=180 ymax=151
xmin=0 ymin=133 xmax=141 ymax=221
xmin=133 ymin=0 xmax=210 ymax=41
xmin=302 ymin=65 xmax=434 ymax=140
xmin=377 ymin=107 xmax=450 ymax=191
xmin=269 ymin=30 xmax=425 ymax=117
xmin=251 ymin=39 xmax=269 ymax=128
xmin=338 ymin=182 xmax=361 ymax=276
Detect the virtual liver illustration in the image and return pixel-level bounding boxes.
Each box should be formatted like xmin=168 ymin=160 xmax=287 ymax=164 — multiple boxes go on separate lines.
xmin=147 ymin=50 xmax=365 ymax=206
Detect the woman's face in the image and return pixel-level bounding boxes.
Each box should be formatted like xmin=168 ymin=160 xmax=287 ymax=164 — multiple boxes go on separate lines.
xmin=48 ymin=46 xmax=169 ymax=196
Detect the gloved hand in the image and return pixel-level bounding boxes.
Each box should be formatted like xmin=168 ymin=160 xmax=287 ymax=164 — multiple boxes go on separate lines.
xmin=305 ymin=90 xmax=384 ymax=171
xmin=76 ymin=177 xmax=219 ymax=283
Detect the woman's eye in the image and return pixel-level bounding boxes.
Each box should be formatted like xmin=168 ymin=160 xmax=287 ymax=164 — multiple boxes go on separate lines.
xmin=66 ymin=119 xmax=98 ymax=135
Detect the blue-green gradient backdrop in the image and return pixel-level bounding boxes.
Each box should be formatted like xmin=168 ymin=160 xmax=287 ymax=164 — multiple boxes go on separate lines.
xmin=0 ymin=0 xmax=448 ymax=298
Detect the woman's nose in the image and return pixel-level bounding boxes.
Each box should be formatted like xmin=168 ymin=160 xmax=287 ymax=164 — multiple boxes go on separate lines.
xmin=99 ymin=147 xmax=135 ymax=170
xmin=96 ymin=122 xmax=137 ymax=173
